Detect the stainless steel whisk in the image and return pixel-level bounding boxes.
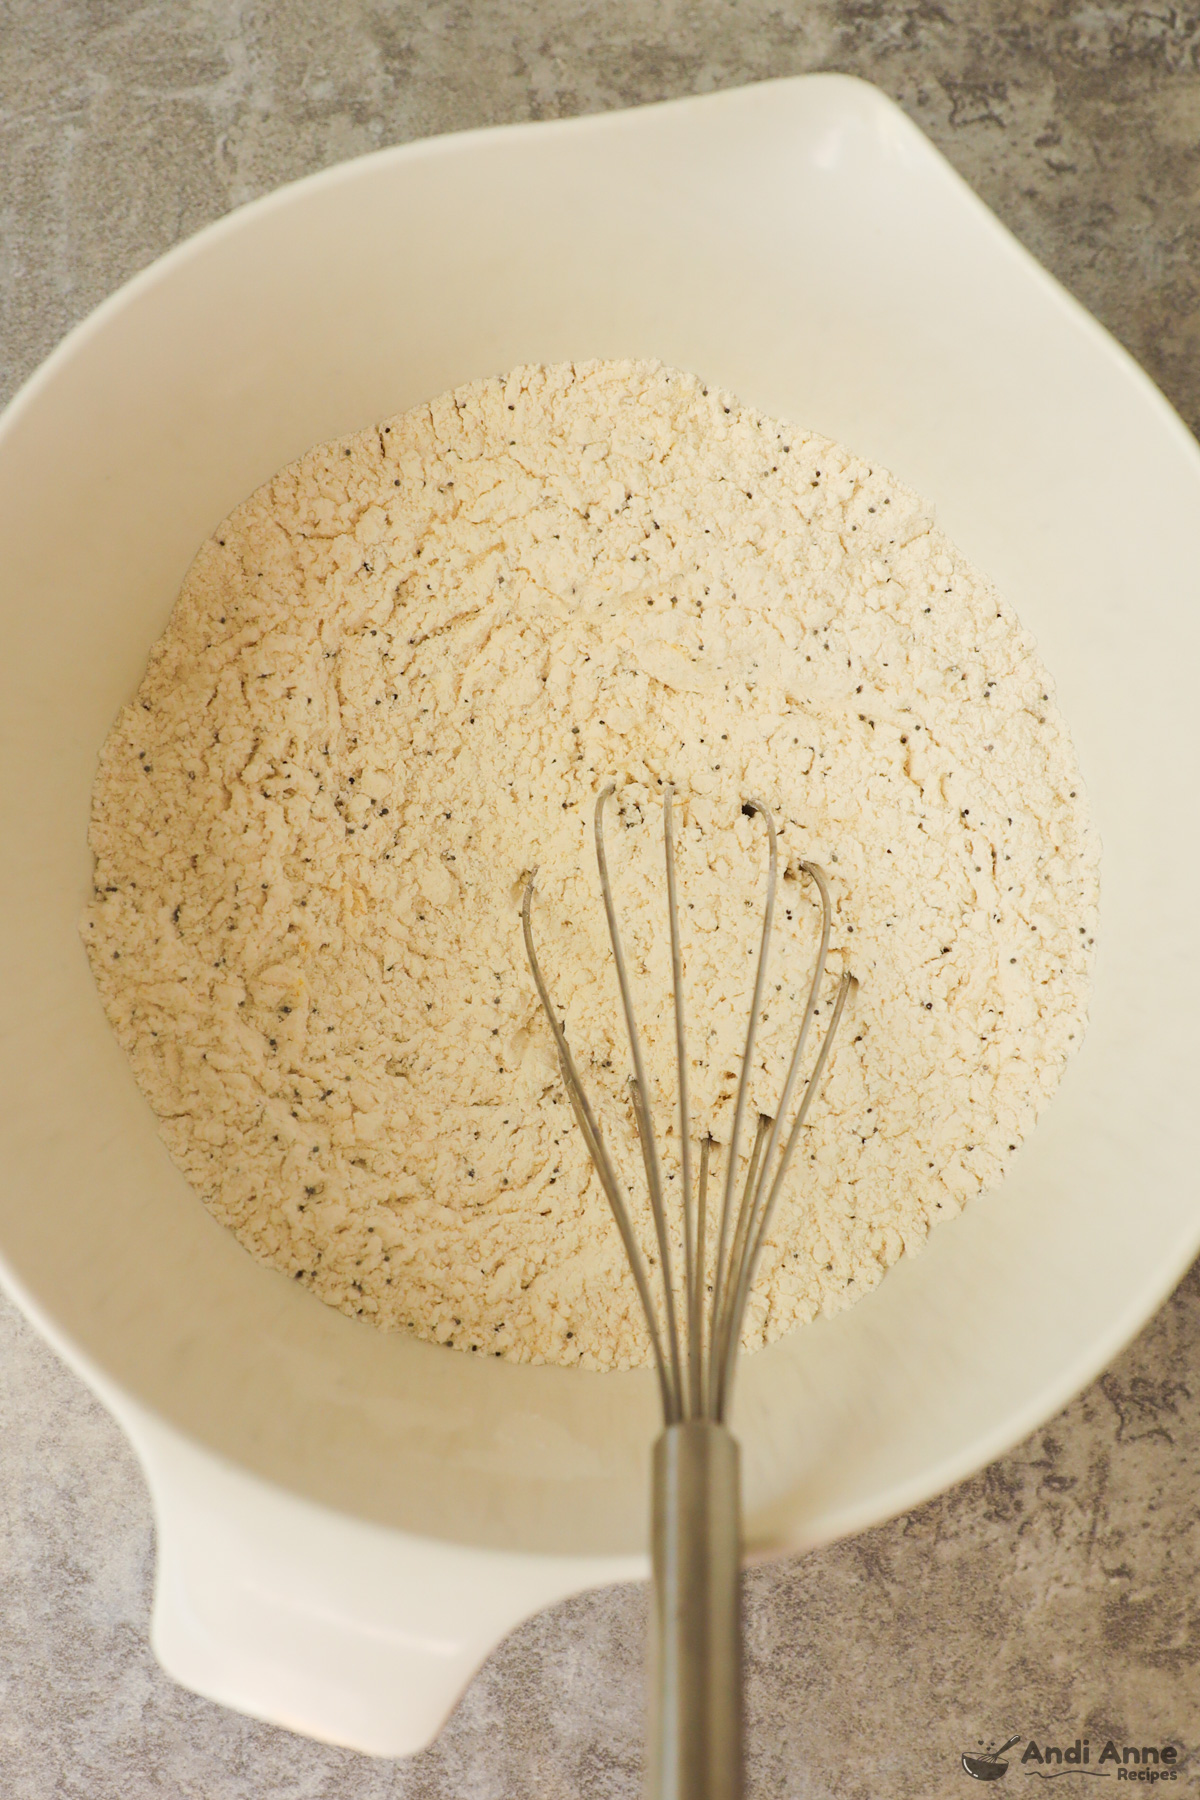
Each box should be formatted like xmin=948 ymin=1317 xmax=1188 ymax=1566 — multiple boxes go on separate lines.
xmin=522 ymin=784 xmax=855 ymax=1800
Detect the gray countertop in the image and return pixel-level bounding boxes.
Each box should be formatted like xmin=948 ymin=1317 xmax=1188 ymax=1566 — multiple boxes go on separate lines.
xmin=3 ymin=5 xmax=1199 ymax=1795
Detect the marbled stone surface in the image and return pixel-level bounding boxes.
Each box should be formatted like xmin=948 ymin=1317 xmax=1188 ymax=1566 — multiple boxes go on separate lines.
xmin=2 ymin=4 xmax=1199 ymax=1794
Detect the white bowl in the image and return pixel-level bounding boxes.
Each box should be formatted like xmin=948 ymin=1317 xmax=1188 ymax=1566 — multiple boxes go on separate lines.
xmin=1 ymin=75 xmax=1197 ymax=1757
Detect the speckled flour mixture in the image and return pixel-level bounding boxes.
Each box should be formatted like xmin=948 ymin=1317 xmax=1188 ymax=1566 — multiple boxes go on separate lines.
xmin=83 ymin=360 xmax=1098 ymax=1370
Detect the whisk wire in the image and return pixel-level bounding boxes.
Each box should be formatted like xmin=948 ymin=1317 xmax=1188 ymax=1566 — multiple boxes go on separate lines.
xmin=709 ymin=1111 xmax=772 ymax=1412
xmin=718 ymin=966 xmax=857 ymax=1420
xmin=663 ymin=787 xmax=698 ymax=1421
xmin=692 ymin=1135 xmax=714 ymax=1419
xmin=595 ymin=786 xmax=685 ymax=1422
xmin=704 ymin=801 xmax=778 ymax=1417
xmin=708 ymin=859 xmax=835 ymax=1411
xmin=745 ymin=970 xmax=857 ymax=1289
xmin=750 ymin=860 xmax=835 ymax=1208
xmin=626 ymin=1071 xmax=684 ymax=1421
xmin=521 ymin=874 xmax=676 ymax=1421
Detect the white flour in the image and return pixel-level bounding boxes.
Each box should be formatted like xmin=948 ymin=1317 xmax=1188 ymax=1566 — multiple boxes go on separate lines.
xmin=83 ymin=360 xmax=1098 ymax=1370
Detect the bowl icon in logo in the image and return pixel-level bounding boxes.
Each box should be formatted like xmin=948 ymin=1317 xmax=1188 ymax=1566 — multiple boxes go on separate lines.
xmin=963 ymin=1736 xmax=1021 ymax=1780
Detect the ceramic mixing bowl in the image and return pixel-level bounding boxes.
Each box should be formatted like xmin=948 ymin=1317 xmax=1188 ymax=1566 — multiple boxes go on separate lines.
xmin=1 ymin=76 xmax=1197 ymax=1755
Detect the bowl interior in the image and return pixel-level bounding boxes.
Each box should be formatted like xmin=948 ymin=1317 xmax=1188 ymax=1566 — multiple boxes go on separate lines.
xmin=1 ymin=76 xmax=1197 ymax=1558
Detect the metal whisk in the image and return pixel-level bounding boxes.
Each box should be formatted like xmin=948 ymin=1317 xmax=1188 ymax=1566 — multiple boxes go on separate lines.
xmin=522 ymin=784 xmax=855 ymax=1800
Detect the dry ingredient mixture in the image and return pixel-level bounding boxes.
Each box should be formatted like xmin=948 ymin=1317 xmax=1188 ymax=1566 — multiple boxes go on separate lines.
xmin=83 ymin=359 xmax=1098 ymax=1370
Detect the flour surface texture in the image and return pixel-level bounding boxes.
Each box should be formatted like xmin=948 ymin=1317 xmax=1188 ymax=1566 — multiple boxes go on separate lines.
xmin=83 ymin=360 xmax=1098 ymax=1370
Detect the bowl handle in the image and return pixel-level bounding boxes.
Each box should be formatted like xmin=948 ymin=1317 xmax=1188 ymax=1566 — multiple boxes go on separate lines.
xmin=116 ymin=1399 xmax=643 ymax=1757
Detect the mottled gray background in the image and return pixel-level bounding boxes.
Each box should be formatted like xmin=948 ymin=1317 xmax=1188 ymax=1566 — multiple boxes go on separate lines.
xmin=2 ymin=3 xmax=1200 ymax=1795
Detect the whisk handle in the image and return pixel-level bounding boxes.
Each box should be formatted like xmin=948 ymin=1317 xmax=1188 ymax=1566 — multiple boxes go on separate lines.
xmin=648 ymin=1420 xmax=743 ymax=1800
